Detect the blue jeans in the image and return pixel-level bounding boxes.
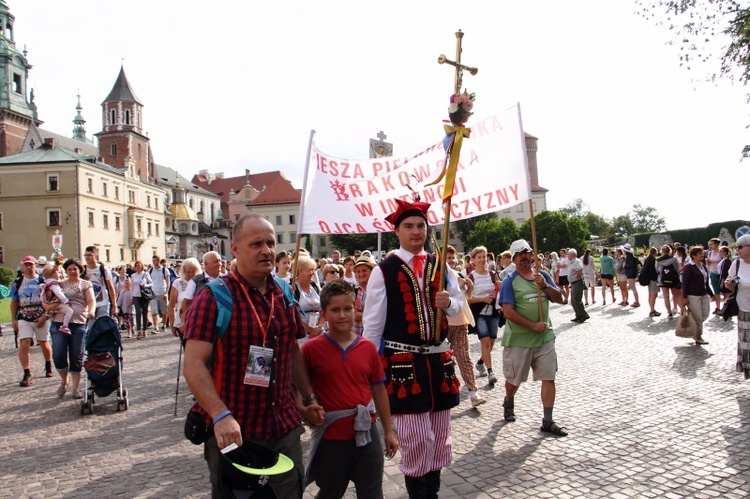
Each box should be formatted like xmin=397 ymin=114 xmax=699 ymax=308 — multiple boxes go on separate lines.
xmin=50 ymin=321 xmax=86 ymax=373
xmin=476 ymin=314 xmax=500 ymax=339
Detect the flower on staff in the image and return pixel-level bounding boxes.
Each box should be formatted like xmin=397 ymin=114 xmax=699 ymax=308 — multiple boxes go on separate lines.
xmin=52 ymin=251 xmax=65 ymax=267
xmin=448 ymin=91 xmax=476 ymax=125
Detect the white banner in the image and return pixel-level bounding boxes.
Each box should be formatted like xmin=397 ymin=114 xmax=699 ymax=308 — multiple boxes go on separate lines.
xmin=298 ymin=103 xmax=531 ymax=235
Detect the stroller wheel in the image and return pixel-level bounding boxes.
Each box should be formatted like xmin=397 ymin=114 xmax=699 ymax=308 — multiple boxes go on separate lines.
xmin=123 ymin=388 xmax=129 ymax=410
xmin=80 ymin=401 xmax=86 ymax=415
xmin=87 ymin=398 xmax=94 ymax=414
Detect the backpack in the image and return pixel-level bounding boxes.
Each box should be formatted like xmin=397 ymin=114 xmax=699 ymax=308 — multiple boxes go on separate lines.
xmin=660 ymin=262 xmax=680 ymax=288
xmin=637 ymin=267 xmax=650 ymax=286
xmin=86 ymin=263 xmax=113 ymax=306
xmin=207 ymin=276 xmax=299 ymax=340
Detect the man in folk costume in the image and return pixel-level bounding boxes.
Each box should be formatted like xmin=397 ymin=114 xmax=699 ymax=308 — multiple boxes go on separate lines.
xmin=363 ymin=198 xmax=463 ymax=498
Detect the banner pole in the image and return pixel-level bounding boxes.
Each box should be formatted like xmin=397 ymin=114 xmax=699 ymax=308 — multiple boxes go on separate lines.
xmin=293 ymin=129 xmax=316 ymax=290
xmin=528 ymin=198 xmax=544 ymax=319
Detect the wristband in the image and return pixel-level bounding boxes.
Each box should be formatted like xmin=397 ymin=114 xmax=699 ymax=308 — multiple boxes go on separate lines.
xmin=213 ymin=410 xmax=232 ymax=425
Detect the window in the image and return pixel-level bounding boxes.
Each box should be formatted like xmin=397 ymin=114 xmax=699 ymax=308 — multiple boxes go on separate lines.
xmin=87 ymin=178 xmax=93 ymax=193
xmin=435 ymin=230 xmax=442 ymax=239
xmin=275 ymin=215 xmax=282 ymax=225
xmin=111 ymin=143 xmax=117 ymax=157
xmin=0 ymin=245 xmax=4 ymax=264
xmin=138 ymin=143 xmax=142 ymax=158
xmin=189 ymin=198 xmax=194 ymax=209
xmin=48 ymin=209 xmax=60 ymax=227
xmin=276 ymin=233 xmax=284 ymax=244
xmin=12 ymin=73 xmax=21 ymax=93
xmin=136 ymin=219 xmax=142 ymax=232
xmin=120 ymin=248 xmax=124 ymax=260
xmin=125 ymin=109 xmax=131 ymax=125
xmin=289 ymin=214 xmax=296 ymax=224
xmin=114 ymin=185 xmax=119 ymax=199
xmin=102 ymin=182 xmax=107 ymax=197
xmin=131 ymin=250 xmax=137 ymax=262
xmin=47 ymin=175 xmax=59 ymax=191
xmin=147 ymin=221 xmax=152 ymax=236
xmin=115 ymin=216 xmax=121 ymax=230
xmin=179 ymin=222 xmax=188 ymax=233
xmin=154 ymin=197 xmax=158 ymax=210
xmin=318 ymin=236 xmax=326 ymax=246
xmin=88 ymin=212 xmax=94 ymax=227
xmin=110 ymin=109 xmax=116 ymax=124
xmin=155 ymin=223 xmax=159 ymax=236
xmin=516 ymin=204 xmax=524 ymax=213
xmin=234 ymin=214 xmax=239 ymax=221
xmin=503 ymin=208 xmax=511 ymax=214
xmin=128 ymin=190 xmax=135 ymax=204
xmin=0 ymin=212 xmax=3 ymax=229
xmin=147 ymin=195 xmax=151 ymax=208
xmin=103 ymin=214 xmax=109 ymax=229
xmin=290 ymin=232 xmax=296 ymax=243
xmin=105 ymin=249 xmax=110 ymax=262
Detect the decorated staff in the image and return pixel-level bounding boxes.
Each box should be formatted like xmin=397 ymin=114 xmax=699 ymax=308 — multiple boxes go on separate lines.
xmin=426 ymin=30 xmax=478 ymax=343
xmin=363 ymin=198 xmax=464 ymax=499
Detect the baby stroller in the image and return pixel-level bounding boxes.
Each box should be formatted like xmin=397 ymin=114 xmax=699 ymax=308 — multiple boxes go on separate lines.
xmin=81 ymin=316 xmax=129 ymax=414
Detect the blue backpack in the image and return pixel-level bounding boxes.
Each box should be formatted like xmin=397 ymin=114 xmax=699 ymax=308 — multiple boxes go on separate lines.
xmin=205 ymin=276 xmax=299 ymax=341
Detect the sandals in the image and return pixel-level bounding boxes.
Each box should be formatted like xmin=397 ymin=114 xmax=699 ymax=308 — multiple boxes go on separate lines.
xmin=503 ymin=401 xmax=516 ymax=422
xmin=541 ymin=420 xmax=568 ymax=436
xmin=57 ymin=383 xmax=69 ymax=397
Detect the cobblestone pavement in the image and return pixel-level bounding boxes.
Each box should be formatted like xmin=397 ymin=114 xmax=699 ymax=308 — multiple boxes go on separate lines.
xmin=1 ymin=292 xmax=750 ymax=498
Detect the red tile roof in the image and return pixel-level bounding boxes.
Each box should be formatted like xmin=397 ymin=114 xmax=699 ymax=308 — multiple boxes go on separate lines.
xmin=191 ymin=171 xmax=301 ymax=205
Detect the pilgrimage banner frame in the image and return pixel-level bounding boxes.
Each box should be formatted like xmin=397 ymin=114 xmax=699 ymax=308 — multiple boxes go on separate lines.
xmin=298 ymin=103 xmax=531 ymax=235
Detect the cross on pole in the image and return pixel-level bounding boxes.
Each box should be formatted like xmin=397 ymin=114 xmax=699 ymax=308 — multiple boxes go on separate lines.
xmin=432 ymin=30 xmax=478 ymax=345
xmin=376 ymin=130 xmax=387 ymax=141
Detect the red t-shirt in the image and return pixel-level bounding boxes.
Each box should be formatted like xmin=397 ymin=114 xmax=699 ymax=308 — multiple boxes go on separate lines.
xmin=302 ymin=333 xmax=385 ymax=440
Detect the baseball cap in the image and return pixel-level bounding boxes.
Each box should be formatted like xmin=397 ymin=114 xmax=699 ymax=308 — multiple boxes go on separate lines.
xmin=220 ymin=441 xmax=294 ymax=491
xmin=22 ymin=255 xmax=36 ymax=264
xmin=509 ymin=239 xmax=533 ymax=258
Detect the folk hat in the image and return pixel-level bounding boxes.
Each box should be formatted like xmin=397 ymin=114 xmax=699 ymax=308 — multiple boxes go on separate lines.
xmin=385 ymin=199 xmax=430 ymax=228
xmin=353 ymin=255 xmax=376 ymax=270
xmin=509 ymin=239 xmax=533 ymax=258
xmin=22 ymin=255 xmax=36 ymax=264
xmin=220 ymin=441 xmax=294 ymax=491
xmin=36 ymin=256 xmax=48 ymax=265
xmin=620 ymin=243 xmax=633 ymax=254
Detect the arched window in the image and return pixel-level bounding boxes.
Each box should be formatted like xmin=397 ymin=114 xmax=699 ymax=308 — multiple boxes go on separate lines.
xmin=110 ymin=109 xmax=116 ymax=124
xmin=111 ymin=143 xmax=117 ymax=157
xmin=125 ymin=109 xmax=131 ymax=125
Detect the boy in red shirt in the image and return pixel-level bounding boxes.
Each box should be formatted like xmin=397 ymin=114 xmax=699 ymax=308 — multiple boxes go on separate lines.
xmin=302 ymin=279 xmax=398 ymax=498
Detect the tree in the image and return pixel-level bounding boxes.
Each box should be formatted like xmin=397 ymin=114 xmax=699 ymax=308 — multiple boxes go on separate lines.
xmin=637 ymin=1 xmax=750 ymax=88
xmin=559 ymin=198 xmax=589 ymax=219
xmin=328 ymin=233 xmax=400 ymax=256
xmin=629 ymin=204 xmax=667 ymax=233
xmin=453 ymin=213 xmax=496 ymax=247
xmin=611 ymin=214 xmax=635 ymax=239
xmin=466 ymin=217 xmax=519 ymax=254
xmin=518 ymin=211 xmax=588 ymax=253
xmin=583 ymin=212 xmax=613 ymax=239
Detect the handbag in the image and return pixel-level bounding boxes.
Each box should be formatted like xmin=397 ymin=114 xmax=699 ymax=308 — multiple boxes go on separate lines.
xmin=140 ymin=286 xmax=155 ymax=301
xmin=675 ymin=310 xmax=697 ymax=338
xmin=722 ymin=293 xmax=739 ymax=321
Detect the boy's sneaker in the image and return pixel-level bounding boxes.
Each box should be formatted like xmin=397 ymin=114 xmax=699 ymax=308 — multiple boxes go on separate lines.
xmin=20 ymin=373 xmax=33 ymax=387
xmin=58 ymin=325 xmax=71 ymax=335
xmin=475 ymin=361 xmax=487 ymax=377
xmin=488 ymin=371 xmax=498 ymax=385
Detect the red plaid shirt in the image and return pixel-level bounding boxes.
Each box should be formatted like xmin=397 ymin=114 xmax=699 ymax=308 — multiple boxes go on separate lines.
xmin=183 ymin=271 xmax=305 ymax=440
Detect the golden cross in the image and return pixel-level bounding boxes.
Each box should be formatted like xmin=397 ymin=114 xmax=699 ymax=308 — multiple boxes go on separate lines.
xmin=437 ymin=30 xmax=478 ymax=94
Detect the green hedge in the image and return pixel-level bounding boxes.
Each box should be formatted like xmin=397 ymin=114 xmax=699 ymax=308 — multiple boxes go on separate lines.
xmin=633 ymin=220 xmax=749 ymax=248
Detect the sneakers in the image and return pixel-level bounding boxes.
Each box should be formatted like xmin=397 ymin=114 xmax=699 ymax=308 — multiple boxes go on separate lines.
xmin=58 ymin=325 xmax=71 ymax=335
xmin=649 ymin=311 xmax=662 ymax=317
xmin=57 ymin=383 xmax=68 ymax=397
xmin=470 ymin=396 xmax=487 ymax=408
xmin=475 ymin=361 xmax=487 ymax=377
xmin=20 ymin=373 xmax=33 ymax=387
xmin=72 ymin=388 xmax=84 ymax=399
xmin=488 ymin=371 xmax=498 ymax=385
xmin=667 ymin=312 xmax=674 ymax=319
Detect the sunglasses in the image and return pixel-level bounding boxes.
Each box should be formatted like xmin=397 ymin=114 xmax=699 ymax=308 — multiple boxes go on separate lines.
xmin=327 ymin=270 xmax=338 ymax=274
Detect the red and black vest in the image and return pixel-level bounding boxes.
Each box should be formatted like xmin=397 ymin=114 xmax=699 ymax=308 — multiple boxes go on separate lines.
xmin=379 ymin=253 xmax=460 ymax=414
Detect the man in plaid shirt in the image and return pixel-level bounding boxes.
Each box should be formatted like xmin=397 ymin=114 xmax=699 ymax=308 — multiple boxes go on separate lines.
xmin=183 ymin=214 xmax=324 ymax=498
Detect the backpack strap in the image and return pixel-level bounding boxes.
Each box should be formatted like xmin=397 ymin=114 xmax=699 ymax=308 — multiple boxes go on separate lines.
xmin=206 ymin=278 xmax=232 ymax=340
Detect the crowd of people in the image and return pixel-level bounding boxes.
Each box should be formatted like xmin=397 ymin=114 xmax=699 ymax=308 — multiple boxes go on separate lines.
xmin=9 ymin=215 xmax=750 ymax=498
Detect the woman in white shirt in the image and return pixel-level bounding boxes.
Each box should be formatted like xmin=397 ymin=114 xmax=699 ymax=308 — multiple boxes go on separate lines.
xmin=168 ymin=257 xmax=200 ymax=339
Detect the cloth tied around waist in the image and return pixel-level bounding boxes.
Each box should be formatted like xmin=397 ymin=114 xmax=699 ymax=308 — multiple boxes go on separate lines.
xmin=304 ymin=401 xmax=375 ymax=486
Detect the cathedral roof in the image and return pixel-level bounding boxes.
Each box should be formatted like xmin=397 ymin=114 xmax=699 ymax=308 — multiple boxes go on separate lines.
xmin=167 ymin=202 xmax=198 ymax=222
xmin=102 ymin=66 xmax=143 ymax=105
xmin=155 ymin=164 xmax=219 ymax=199
xmin=191 ymin=170 xmax=301 ymax=205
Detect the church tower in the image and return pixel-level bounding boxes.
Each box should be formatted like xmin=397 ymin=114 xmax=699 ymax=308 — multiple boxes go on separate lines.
xmin=71 ymin=92 xmax=93 ymax=143
xmin=0 ymin=0 xmax=40 ymax=157
xmin=94 ymin=66 xmax=154 ymax=182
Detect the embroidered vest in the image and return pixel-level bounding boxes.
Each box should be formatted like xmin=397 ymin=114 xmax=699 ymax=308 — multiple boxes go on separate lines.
xmin=378 ymin=253 xmax=459 ymax=414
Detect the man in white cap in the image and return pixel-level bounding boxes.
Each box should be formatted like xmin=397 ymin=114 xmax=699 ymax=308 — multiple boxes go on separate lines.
xmin=35 ymin=256 xmax=48 ymax=276
xmin=498 ymin=239 xmax=567 ymax=436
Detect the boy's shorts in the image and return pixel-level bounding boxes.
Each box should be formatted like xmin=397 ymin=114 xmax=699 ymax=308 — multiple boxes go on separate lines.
xmin=502 ymin=340 xmax=557 ymax=386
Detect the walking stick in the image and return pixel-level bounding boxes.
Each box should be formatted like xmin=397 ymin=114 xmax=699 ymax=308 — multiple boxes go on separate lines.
xmin=173 ymin=341 xmax=183 ymax=416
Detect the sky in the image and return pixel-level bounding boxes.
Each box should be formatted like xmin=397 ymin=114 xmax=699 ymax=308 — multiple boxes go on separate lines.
xmin=10 ymin=0 xmax=750 ymax=232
